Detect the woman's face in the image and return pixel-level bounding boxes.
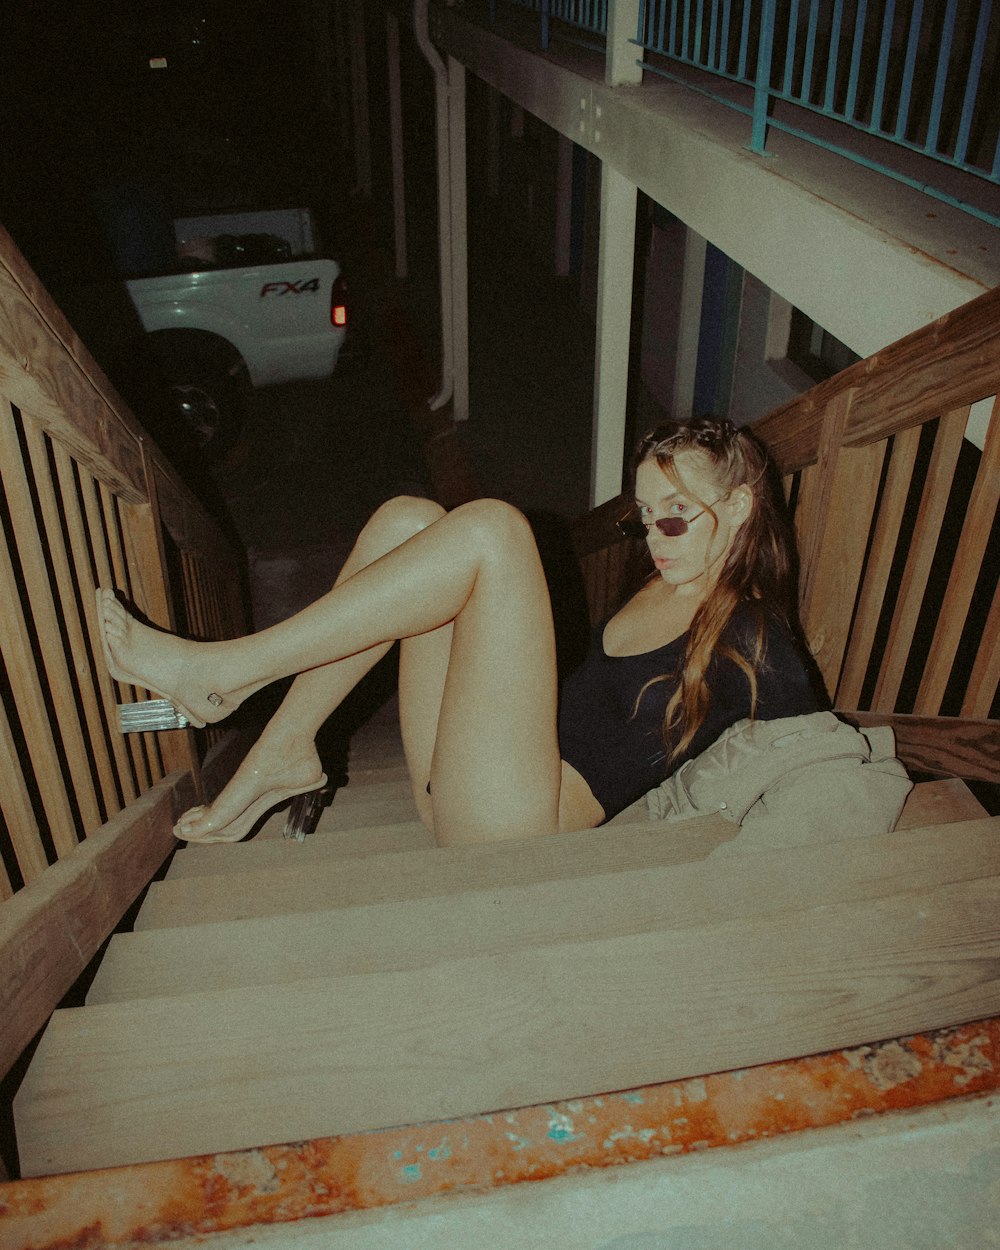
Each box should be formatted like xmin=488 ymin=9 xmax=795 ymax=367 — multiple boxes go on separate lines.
xmin=633 ymin=451 xmax=750 ymax=593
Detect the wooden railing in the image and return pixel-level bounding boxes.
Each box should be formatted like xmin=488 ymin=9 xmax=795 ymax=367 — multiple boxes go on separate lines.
xmin=0 ymin=225 xmax=249 ymax=1082
xmin=574 ymin=284 xmax=1000 ymax=787
xmin=756 ymin=285 xmax=1000 ymax=785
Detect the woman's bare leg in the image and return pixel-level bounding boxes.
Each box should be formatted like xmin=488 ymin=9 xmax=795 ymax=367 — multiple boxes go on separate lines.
xmin=403 ymin=506 xmax=560 ymax=843
xmin=174 ymin=497 xmax=448 ymax=841
xmin=98 ymin=499 xmax=555 ymax=716
xmin=395 ymin=621 xmax=450 ymax=833
xmin=146 ymin=497 xmax=561 ymax=842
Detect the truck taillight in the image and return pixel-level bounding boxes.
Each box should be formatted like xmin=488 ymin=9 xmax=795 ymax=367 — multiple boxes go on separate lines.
xmin=331 ymin=273 xmax=348 ymax=328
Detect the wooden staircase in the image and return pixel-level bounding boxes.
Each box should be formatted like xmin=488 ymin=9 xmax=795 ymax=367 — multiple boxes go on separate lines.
xmin=14 ymin=696 xmax=999 ymax=1177
xmin=3 ymin=211 xmax=999 ymax=1189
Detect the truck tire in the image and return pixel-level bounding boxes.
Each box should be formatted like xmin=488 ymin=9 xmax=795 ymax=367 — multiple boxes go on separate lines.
xmin=149 ymin=335 xmax=247 ymax=461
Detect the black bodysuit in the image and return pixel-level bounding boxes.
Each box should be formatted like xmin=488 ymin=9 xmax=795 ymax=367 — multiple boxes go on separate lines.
xmin=557 ymin=601 xmax=822 ymax=822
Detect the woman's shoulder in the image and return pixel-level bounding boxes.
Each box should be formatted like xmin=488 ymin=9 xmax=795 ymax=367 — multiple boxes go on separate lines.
xmin=723 ymin=600 xmax=814 ymax=668
xmin=727 ymin=597 xmax=796 ymax=635
xmin=726 ymin=600 xmax=828 ymax=709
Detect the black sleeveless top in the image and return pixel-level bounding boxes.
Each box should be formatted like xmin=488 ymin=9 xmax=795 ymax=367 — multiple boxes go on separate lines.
xmin=557 ymin=601 xmax=822 ymax=822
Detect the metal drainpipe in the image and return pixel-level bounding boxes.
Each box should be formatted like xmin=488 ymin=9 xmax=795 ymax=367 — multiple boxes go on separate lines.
xmin=413 ymin=0 xmax=454 ymax=411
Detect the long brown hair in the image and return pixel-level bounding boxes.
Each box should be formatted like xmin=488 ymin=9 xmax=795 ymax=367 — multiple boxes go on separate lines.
xmin=631 ymin=417 xmax=800 ymax=761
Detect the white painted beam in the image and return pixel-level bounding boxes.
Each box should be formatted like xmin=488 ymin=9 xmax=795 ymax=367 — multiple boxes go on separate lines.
xmin=591 ymin=165 xmax=638 ymax=506
xmin=435 ymin=12 xmax=997 ymax=362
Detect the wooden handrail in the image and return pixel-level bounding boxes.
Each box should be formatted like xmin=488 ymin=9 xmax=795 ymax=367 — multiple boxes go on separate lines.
xmin=839 ymin=713 xmax=1000 ymax=784
xmin=0 ymin=222 xmax=250 ymax=1080
xmin=755 ymin=284 xmax=1000 ymax=472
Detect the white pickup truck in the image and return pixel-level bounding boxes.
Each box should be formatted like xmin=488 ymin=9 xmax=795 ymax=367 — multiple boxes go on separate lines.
xmin=88 ymin=205 xmax=350 ymax=458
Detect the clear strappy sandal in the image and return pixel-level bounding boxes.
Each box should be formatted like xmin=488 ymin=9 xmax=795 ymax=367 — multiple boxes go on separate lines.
xmin=283 ymin=781 xmax=337 ymax=841
xmin=117 ymin=698 xmax=192 ymax=733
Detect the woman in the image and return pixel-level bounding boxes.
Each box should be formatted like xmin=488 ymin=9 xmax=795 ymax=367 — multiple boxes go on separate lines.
xmin=97 ymin=418 xmax=821 ymax=846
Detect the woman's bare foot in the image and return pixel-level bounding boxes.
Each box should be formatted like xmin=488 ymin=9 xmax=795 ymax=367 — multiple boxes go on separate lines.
xmin=174 ymin=742 xmax=326 ymax=843
xmin=95 ymin=589 xmax=253 ymax=728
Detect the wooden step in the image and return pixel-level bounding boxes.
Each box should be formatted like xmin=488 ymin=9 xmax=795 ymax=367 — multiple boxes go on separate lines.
xmin=196 ymin=784 xmax=419 ymax=844
xmin=346 ymin=743 xmax=406 ymax=770
xmin=337 ymin=762 xmax=411 ymax=787
xmin=319 ymin=777 xmax=414 ymax=807
xmin=87 ymin=817 xmax=1000 ymax=1005
xmin=166 ymin=820 xmax=434 ymax=880
xmin=315 ymin=795 xmax=420 ymax=829
xmin=159 ymin=776 xmax=986 ymax=884
xmin=17 ymin=818 xmax=1000 ymax=1175
xmin=93 ymin=807 xmax=768 ymax=1003
xmin=133 ymin=815 xmax=739 ymax=931
xmin=166 ymin=794 xmax=646 ymax=883
xmin=894 ymin=777 xmax=987 ymax=826
xmin=347 ymin=722 xmax=404 ymax=754
xmin=248 ymin=778 xmax=419 ymax=839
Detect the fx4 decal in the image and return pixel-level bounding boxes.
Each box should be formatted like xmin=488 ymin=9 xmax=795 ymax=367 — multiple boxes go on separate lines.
xmin=260 ymin=277 xmax=321 ymax=296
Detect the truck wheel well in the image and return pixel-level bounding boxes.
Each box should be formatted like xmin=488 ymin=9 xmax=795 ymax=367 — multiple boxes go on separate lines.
xmin=143 ymin=330 xmax=248 ymax=461
xmin=146 ymin=330 xmax=246 ymax=378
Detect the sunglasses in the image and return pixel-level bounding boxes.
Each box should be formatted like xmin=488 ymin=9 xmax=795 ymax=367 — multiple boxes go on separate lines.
xmin=616 ymin=500 xmax=722 ymax=541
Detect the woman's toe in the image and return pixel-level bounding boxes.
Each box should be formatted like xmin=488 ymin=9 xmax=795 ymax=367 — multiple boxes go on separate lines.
xmin=174 ymin=805 xmax=206 ymax=834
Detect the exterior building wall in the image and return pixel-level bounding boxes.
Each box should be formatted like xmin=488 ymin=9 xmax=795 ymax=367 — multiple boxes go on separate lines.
xmin=728 ymin=274 xmax=806 ymax=428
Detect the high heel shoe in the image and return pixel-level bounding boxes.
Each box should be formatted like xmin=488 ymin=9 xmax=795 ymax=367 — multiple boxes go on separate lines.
xmin=283 ymin=778 xmax=336 ymax=841
xmin=174 ymin=776 xmax=329 ymax=844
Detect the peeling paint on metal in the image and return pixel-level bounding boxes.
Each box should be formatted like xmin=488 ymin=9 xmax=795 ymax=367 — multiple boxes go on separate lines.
xmin=845 ymin=1040 xmax=924 ymax=1091
xmin=545 ymin=1109 xmax=584 ymax=1144
xmin=2 ymin=1019 xmax=999 ymax=1249
xmin=603 ymin=1125 xmax=658 ymax=1150
xmin=427 ymin=1137 xmax=452 ymax=1162
xmin=212 ymin=1150 xmax=280 ymax=1194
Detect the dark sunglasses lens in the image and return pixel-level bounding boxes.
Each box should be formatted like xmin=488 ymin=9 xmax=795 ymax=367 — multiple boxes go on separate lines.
xmin=616 ymin=517 xmax=647 ymax=540
xmin=654 ymin=517 xmax=688 ymax=536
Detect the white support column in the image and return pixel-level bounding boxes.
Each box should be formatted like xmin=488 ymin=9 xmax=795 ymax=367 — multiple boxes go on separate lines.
xmin=606 ymin=0 xmax=644 ymax=86
xmin=415 ymin=0 xmax=453 ymax=411
xmin=448 ymin=55 xmax=470 ymax=423
xmin=386 ymin=10 xmax=408 ymax=279
xmin=673 ymin=228 xmax=707 ymax=421
xmin=588 ymin=2 xmax=643 ymax=506
xmin=349 ymin=5 xmax=372 ymax=198
xmin=555 ymin=133 xmax=573 ymax=277
xmin=590 ymin=164 xmax=638 ymax=507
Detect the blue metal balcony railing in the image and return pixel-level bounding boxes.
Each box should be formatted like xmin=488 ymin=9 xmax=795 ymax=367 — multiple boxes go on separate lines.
xmin=639 ymin=0 xmax=999 ymax=225
xmin=494 ymin=0 xmax=609 ymax=50
xmin=488 ymin=0 xmax=1000 ymax=228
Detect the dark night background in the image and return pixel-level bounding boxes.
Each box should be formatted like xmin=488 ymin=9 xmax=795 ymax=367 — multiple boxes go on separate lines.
xmin=2 ymin=2 xmax=343 ymax=280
